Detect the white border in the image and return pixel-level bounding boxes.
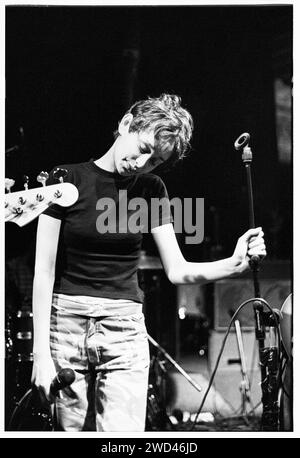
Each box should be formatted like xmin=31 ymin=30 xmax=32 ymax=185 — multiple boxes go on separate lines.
xmin=1 ymin=0 xmax=297 ymax=439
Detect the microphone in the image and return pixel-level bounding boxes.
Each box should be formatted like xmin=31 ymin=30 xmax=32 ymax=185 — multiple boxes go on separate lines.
xmin=234 ymin=133 xmax=262 ymax=267
xmin=50 ymin=368 xmax=76 ymax=396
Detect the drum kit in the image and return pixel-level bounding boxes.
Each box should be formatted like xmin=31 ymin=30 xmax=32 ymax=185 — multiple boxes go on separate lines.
xmin=5 ymin=310 xmax=34 ymax=393
xmin=6 ymin=309 xmax=34 ymax=363
xmin=5 ymin=308 xmax=35 ymax=430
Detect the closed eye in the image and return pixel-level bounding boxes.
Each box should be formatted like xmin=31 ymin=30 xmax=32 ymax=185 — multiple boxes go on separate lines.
xmin=139 ymin=143 xmax=164 ymax=167
xmin=139 ymin=145 xmax=152 ymax=155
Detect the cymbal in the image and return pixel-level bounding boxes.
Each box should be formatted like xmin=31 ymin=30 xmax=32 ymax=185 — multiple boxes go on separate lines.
xmin=138 ymin=254 xmax=162 ymax=270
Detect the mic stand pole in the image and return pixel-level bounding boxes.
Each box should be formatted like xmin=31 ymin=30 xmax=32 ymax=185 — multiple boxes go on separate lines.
xmin=234 ymin=133 xmax=279 ymax=431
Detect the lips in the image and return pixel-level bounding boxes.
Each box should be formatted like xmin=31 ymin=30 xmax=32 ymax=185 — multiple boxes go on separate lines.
xmin=119 ymin=162 xmax=133 ymax=176
xmin=123 ymin=159 xmax=137 ymax=173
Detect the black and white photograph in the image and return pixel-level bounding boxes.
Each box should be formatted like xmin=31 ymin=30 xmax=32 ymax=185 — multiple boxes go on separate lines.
xmin=3 ymin=0 xmax=294 ymax=440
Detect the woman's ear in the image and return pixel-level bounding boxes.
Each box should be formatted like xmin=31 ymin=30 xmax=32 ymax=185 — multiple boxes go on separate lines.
xmin=118 ymin=113 xmax=133 ymax=135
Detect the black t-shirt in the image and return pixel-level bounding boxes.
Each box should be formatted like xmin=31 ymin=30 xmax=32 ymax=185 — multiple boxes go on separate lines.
xmin=43 ymin=160 xmax=173 ymax=303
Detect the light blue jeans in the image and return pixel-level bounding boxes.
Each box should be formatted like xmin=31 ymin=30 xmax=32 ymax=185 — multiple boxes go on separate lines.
xmin=50 ymin=293 xmax=150 ymax=432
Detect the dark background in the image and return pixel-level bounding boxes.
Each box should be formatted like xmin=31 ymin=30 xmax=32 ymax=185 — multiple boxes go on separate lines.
xmin=5 ymin=5 xmax=292 ymax=261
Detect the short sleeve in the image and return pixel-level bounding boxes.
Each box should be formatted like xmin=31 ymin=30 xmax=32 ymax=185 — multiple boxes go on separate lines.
xmin=148 ymin=176 xmax=173 ymax=230
xmin=42 ymin=165 xmax=73 ymax=220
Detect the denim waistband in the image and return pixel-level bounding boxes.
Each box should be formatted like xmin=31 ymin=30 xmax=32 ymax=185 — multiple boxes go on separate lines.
xmin=52 ymin=293 xmax=143 ymax=318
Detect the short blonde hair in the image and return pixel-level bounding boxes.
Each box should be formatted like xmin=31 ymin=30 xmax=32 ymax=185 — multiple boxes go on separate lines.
xmin=116 ymin=93 xmax=193 ymax=165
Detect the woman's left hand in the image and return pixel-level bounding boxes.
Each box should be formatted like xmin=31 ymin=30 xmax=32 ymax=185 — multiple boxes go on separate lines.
xmin=231 ymin=227 xmax=267 ymax=274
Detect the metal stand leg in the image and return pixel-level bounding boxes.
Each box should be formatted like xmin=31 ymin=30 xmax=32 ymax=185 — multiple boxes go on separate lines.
xmin=233 ymin=320 xmax=253 ymax=422
xmin=146 ymin=334 xmax=203 ymax=431
xmin=147 ymin=334 xmax=202 ymax=393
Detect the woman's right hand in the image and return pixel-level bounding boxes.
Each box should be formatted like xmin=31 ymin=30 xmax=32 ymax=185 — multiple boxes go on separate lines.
xmin=31 ymin=352 xmax=57 ymax=403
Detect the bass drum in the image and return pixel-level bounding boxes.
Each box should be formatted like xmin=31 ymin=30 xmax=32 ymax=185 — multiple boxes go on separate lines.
xmin=279 ymin=293 xmax=293 ymax=431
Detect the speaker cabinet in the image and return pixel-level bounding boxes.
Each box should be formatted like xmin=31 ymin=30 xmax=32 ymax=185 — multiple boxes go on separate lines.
xmin=213 ymin=277 xmax=291 ymax=330
xmin=165 ymin=370 xmax=234 ymax=416
xmin=208 ymin=330 xmax=262 ymax=413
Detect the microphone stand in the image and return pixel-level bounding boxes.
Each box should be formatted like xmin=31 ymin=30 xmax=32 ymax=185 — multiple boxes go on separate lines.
xmin=233 ymin=318 xmax=253 ymax=421
xmin=234 ymin=133 xmax=280 ymax=431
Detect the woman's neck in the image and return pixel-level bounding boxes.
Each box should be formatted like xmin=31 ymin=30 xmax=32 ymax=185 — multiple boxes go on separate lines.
xmin=94 ymin=143 xmax=116 ymax=172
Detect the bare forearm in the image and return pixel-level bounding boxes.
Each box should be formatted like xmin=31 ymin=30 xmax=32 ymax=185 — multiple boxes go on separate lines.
xmin=169 ymin=256 xmax=242 ymax=285
xmin=152 ymin=223 xmax=265 ymax=286
xmin=32 ymin=272 xmax=55 ymax=356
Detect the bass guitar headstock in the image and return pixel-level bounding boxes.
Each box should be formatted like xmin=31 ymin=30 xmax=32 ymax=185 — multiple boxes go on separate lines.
xmin=5 ymin=168 xmax=78 ymax=227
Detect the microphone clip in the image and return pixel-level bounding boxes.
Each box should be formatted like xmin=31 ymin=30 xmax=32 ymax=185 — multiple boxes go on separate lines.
xmin=241 ymin=145 xmax=253 ymax=163
xmin=234 ymin=132 xmax=253 ymax=163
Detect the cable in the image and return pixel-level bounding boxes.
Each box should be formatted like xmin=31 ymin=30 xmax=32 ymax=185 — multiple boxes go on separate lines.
xmin=8 ymin=389 xmax=32 ymax=430
xmin=189 ymin=296 xmax=280 ymax=431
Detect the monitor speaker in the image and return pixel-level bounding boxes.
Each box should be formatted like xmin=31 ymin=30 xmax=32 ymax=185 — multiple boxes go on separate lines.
xmin=165 ymin=370 xmax=234 ymax=416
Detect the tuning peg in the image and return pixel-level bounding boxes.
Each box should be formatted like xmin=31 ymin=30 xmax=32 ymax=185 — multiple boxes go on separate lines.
xmin=18 ymin=196 xmax=27 ymax=205
xmin=5 ymin=178 xmax=15 ymax=193
xmin=54 ymin=189 xmax=62 ymax=199
xmin=37 ymin=171 xmax=49 ymax=187
xmin=53 ymin=168 xmax=68 ymax=183
xmin=36 ymin=193 xmax=44 ymax=202
xmin=23 ymin=175 xmax=29 ymax=190
xmin=13 ymin=207 xmax=23 ymax=215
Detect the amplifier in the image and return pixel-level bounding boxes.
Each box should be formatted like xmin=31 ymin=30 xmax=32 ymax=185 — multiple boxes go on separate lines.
xmin=208 ymin=330 xmax=262 ymax=412
xmin=213 ymin=277 xmax=291 ymax=330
